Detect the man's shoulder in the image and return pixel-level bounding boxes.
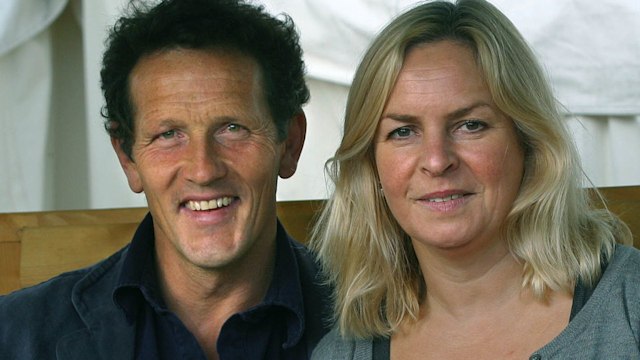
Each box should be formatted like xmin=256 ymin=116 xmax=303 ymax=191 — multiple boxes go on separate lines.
xmin=284 ymin=236 xmax=334 ymax=351
xmin=1 ymin=245 xmax=128 ymax=303
xmin=1 ymin=269 xmax=84 ymax=308
xmin=288 ymin=237 xmax=315 ymax=265
xmin=286 ymin=236 xmax=324 ymax=291
xmin=0 ymin=246 xmax=130 ymax=358
xmin=0 ymin=246 xmax=128 ymax=334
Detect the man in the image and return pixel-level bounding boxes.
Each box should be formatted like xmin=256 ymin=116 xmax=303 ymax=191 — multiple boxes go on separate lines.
xmin=0 ymin=0 xmax=330 ymax=358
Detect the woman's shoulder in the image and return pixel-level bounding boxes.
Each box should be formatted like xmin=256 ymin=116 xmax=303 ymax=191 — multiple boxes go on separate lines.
xmin=601 ymin=244 xmax=640 ymax=296
xmin=610 ymin=244 xmax=640 ymax=273
xmin=312 ymin=327 xmax=354 ymax=359
xmin=312 ymin=326 xmax=374 ymax=360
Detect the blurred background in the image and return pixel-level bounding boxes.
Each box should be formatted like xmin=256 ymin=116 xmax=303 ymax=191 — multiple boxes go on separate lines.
xmin=1 ymin=0 xmax=639 ymax=213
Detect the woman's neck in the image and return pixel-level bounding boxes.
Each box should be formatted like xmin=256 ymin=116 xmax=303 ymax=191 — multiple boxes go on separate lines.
xmin=416 ymin=240 xmax=525 ymax=317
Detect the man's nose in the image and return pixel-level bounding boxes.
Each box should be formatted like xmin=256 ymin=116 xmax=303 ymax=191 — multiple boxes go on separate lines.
xmin=184 ymin=137 xmax=227 ymax=185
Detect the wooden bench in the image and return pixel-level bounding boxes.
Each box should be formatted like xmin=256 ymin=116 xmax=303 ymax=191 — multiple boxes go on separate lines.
xmin=1 ymin=187 xmax=638 ymax=295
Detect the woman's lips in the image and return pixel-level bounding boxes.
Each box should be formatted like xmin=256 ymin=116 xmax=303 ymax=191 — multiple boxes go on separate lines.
xmin=418 ymin=191 xmax=472 ymax=212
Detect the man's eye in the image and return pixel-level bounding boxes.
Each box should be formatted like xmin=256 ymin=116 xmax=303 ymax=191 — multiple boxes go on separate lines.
xmin=227 ymin=124 xmax=244 ymax=132
xmin=223 ymin=123 xmax=249 ymax=136
xmin=216 ymin=123 xmax=251 ymax=142
xmin=160 ymin=130 xmax=176 ymax=139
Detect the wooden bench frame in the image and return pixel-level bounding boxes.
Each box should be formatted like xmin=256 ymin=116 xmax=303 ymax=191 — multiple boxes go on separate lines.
xmin=1 ymin=187 xmax=638 ymax=295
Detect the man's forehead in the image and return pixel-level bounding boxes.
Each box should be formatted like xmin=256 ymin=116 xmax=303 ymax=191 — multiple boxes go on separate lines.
xmin=131 ymin=48 xmax=261 ymax=83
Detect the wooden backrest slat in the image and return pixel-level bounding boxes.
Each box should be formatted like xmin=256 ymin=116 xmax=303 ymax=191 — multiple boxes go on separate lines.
xmin=0 ymin=187 xmax=638 ymax=295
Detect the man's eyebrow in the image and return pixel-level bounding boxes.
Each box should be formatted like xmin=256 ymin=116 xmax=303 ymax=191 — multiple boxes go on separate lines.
xmin=140 ymin=118 xmax=183 ymax=130
xmin=146 ymin=115 xmax=242 ymax=126
xmin=157 ymin=118 xmax=182 ymax=126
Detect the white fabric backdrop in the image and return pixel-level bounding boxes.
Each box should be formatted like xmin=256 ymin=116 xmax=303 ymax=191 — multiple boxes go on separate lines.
xmin=1 ymin=0 xmax=639 ymax=212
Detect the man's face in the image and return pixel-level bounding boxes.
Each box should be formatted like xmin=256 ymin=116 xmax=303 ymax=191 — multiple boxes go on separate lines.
xmin=113 ymin=48 xmax=305 ymax=273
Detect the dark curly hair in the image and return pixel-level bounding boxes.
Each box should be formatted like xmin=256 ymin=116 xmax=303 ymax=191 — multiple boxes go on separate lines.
xmin=100 ymin=0 xmax=309 ymax=158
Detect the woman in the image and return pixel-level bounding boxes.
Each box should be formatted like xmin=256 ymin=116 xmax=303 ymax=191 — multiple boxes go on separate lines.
xmin=310 ymin=1 xmax=638 ymax=359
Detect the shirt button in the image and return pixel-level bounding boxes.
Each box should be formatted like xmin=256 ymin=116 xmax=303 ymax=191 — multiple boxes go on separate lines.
xmin=530 ymin=355 xmax=542 ymax=360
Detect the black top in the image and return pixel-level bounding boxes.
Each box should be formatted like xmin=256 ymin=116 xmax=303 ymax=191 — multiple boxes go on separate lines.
xmin=113 ymin=213 xmax=330 ymax=359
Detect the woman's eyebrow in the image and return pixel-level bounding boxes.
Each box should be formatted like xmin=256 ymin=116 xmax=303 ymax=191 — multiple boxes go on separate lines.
xmin=382 ymin=102 xmax=491 ymax=123
xmin=381 ymin=113 xmax=419 ymax=122
xmin=445 ymin=101 xmax=492 ymax=121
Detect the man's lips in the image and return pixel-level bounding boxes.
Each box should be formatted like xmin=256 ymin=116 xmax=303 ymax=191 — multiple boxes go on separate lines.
xmin=184 ymin=196 xmax=235 ymax=211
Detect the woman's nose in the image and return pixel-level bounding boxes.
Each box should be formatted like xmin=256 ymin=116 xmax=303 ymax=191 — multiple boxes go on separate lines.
xmin=420 ymin=134 xmax=458 ymax=176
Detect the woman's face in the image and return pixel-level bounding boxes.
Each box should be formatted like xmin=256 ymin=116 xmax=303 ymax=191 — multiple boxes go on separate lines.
xmin=374 ymin=41 xmax=524 ymax=255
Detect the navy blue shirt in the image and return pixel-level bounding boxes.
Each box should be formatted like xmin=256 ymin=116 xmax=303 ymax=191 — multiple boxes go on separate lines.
xmin=113 ymin=214 xmax=330 ymax=359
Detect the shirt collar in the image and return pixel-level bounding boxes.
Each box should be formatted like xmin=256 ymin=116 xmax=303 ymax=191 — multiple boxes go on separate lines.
xmin=113 ymin=213 xmax=166 ymax=322
xmin=112 ymin=214 xmax=307 ymax=347
xmin=238 ymin=220 xmax=306 ymax=348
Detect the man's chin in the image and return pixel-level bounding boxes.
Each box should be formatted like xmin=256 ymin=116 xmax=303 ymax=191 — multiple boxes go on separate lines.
xmin=175 ymin=233 xmax=248 ymax=268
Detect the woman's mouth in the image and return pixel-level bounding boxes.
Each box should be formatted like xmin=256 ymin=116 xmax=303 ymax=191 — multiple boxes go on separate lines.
xmin=427 ymin=193 xmax=465 ymax=203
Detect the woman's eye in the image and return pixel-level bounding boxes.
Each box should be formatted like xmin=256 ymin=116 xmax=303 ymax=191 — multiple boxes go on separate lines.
xmin=389 ymin=126 xmax=414 ymax=138
xmin=459 ymin=120 xmax=486 ymax=132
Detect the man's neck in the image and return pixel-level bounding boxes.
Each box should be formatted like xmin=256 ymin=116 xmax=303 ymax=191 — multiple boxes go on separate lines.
xmin=154 ymin=236 xmax=277 ymax=359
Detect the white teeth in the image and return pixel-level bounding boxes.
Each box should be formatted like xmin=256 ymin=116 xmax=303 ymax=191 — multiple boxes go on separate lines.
xmin=186 ymin=197 xmax=233 ymax=211
xmin=429 ymin=194 xmax=463 ymax=203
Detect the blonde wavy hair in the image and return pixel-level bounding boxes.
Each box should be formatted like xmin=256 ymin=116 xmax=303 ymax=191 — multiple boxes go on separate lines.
xmin=310 ymin=0 xmax=632 ymax=339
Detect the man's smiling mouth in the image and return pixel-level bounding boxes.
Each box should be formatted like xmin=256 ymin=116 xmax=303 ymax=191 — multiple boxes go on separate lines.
xmin=186 ymin=197 xmax=234 ymax=211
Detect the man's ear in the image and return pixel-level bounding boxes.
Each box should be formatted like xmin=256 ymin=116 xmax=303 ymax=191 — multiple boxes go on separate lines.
xmin=279 ymin=111 xmax=307 ymax=179
xmin=111 ymin=137 xmax=144 ymax=193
